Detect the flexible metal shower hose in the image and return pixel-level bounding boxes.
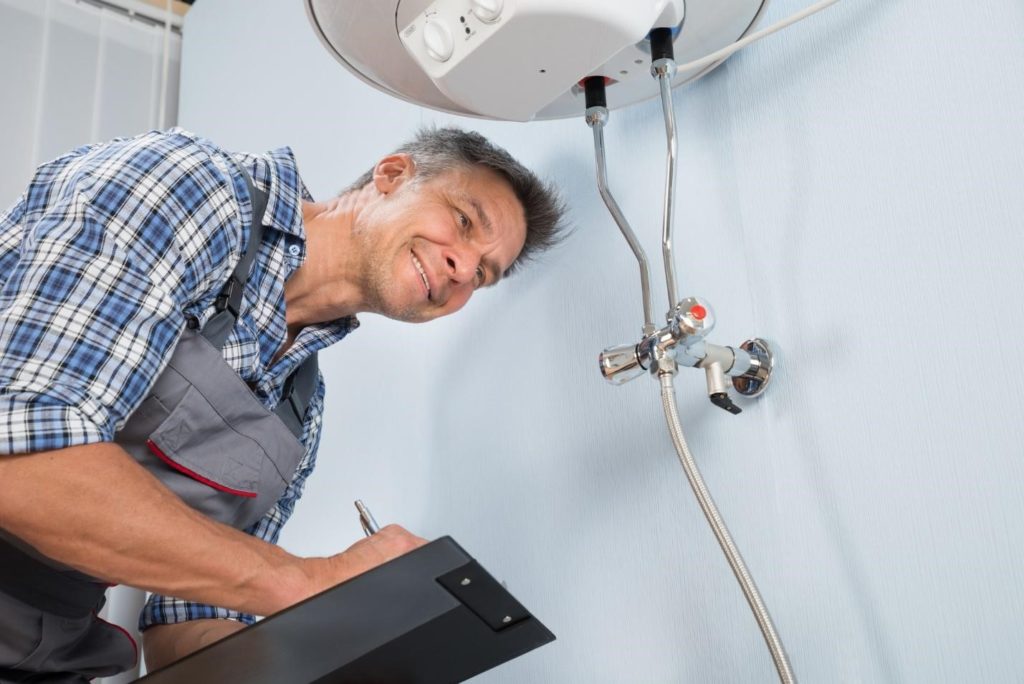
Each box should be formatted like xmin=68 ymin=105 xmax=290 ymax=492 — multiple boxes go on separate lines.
xmin=659 ymin=372 xmax=795 ymax=684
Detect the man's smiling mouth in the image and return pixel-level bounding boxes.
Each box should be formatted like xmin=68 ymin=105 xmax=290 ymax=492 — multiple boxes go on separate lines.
xmin=411 ymin=252 xmax=431 ymax=300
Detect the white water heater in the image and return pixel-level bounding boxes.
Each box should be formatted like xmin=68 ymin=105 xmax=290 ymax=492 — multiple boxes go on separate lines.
xmin=305 ymin=0 xmax=769 ymax=121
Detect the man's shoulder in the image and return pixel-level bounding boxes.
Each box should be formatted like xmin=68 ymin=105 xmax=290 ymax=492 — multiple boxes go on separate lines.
xmin=75 ymin=129 xmax=239 ymax=215
xmin=111 ymin=129 xmax=308 ymax=206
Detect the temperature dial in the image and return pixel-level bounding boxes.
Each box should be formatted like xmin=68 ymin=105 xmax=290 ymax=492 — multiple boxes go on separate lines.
xmin=470 ymin=0 xmax=503 ymax=23
xmin=423 ymin=19 xmax=454 ymax=62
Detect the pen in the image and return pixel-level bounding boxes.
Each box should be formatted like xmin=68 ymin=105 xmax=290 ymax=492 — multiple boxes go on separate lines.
xmin=354 ymin=499 xmax=380 ymax=537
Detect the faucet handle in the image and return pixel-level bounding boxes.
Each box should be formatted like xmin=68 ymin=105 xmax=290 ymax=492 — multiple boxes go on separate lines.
xmin=672 ymin=296 xmax=715 ymax=339
xmin=599 ymin=343 xmax=649 ymax=385
xmin=710 ymin=392 xmax=742 ymax=414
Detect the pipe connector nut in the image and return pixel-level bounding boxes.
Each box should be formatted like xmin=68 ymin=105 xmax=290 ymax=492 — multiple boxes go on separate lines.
xmin=652 ymin=348 xmax=677 ymax=376
xmin=585 ymin=106 xmax=608 ymax=128
xmin=651 ymin=57 xmax=677 ymax=80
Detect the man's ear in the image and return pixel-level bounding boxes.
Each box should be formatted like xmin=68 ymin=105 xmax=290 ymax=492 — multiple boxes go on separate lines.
xmin=372 ymin=153 xmax=415 ymax=194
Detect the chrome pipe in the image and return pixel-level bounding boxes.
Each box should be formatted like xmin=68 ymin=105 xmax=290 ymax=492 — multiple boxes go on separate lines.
xmin=692 ymin=342 xmax=753 ymax=377
xmin=587 ymin=106 xmax=656 ymax=334
xmin=658 ymin=371 xmax=796 ymax=684
xmin=653 ymin=60 xmax=680 ymax=313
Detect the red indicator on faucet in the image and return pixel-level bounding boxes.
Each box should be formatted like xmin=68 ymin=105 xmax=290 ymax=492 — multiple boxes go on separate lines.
xmin=689 ymin=304 xmax=707 ymax=320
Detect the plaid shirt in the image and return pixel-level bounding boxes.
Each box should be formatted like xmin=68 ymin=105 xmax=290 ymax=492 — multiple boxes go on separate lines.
xmin=0 ymin=128 xmax=358 ymax=629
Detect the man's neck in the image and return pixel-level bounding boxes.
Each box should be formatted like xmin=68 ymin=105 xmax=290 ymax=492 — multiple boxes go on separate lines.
xmin=284 ymin=189 xmax=374 ymax=334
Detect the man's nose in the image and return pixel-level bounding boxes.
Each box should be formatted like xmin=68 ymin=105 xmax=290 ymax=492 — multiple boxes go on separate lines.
xmin=442 ymin=243 xmax=479 ymax=285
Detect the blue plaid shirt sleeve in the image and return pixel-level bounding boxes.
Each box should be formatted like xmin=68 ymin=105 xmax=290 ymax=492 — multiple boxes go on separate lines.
xmin=0 ymin=131 xmax=242 ymax=453
xmin=139 ymin=376 xmax=326 ymax=629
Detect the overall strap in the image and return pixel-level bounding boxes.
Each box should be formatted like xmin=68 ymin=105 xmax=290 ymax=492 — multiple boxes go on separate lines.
xmin=201 ymin=155 xmax=319 ymax=439
xmin=275 ymin=353 xmax=319 ymax=439
xmin=201 ymin=156 xmax=269 ymax=349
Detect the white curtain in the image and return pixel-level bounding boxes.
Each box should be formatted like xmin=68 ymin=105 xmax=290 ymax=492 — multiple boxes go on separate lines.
xmin=0 ymin=0 xmax=183 ymax=680
xmin=0 ymin=0 xmax=182 ymax=209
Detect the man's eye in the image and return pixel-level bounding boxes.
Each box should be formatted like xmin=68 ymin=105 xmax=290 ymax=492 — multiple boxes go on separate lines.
xmin=457 ymin=211 xmax=470 ymax=230
xmin=475 ymin=265 xmax=485 ymax=286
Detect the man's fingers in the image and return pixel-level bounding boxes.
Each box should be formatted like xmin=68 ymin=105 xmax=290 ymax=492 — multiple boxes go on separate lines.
xmin=374 ymin=524 xmax=428 ymax=549
xmin=299 ymin=524 xmax=430 ymax=605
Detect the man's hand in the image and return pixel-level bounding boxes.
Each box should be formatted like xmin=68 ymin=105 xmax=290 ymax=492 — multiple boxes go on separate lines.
xmin=302 ymin=524 xmax=428 ymax=598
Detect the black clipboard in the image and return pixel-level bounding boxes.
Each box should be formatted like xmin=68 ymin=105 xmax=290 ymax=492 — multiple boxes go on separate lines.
xmin=137 ymin=537 xmax=555 ymax=683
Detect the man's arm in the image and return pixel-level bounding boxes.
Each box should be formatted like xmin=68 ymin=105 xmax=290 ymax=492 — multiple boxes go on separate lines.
xmin=0 ymin=442 xmax=425 ymax=617
xmin=143 ymin=620 xmax=246 ymax=672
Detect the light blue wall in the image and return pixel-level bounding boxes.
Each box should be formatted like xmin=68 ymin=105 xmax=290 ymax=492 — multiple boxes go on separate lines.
xmin=180 ymin=1 xmax=1024 ymax=681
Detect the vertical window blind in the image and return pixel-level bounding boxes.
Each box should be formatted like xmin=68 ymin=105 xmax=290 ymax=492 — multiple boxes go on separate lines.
xmin=0 ymin=0 xmax=183 ymax=208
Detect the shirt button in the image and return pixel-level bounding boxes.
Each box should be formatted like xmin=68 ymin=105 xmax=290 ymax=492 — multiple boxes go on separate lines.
xmin=288 ymin=244 xmax=301 ymax=257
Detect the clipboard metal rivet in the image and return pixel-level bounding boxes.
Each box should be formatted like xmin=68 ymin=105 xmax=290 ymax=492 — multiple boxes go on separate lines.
xmin=502 ymin=616 xmax=512 ymax=623
xmin=461 ymin=578 xmax=472 ymax=586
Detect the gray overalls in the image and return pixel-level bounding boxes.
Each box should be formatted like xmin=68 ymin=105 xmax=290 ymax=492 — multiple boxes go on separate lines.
xmin=0 ymin=162 xmax=318 ymax=682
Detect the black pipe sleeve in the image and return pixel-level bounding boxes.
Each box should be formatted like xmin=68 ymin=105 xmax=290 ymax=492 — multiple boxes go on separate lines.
xmin=649 ymin=27 xmax=675 ymax=62
xmin=583 ymin=76 xmax=607 ymax=110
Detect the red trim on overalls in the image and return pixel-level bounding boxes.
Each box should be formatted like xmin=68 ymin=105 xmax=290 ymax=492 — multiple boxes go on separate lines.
xmin=93 ymin=613 xmax=139 ymax=665
xmin=146 ymin=440 xmax=258 ymax=498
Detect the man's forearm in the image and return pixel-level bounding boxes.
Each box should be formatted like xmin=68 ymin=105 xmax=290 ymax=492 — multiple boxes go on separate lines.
xmin=0 ymin=442 xmax=310 ymax=617
xmin=143 ymin=619 xmax=247 ymax=672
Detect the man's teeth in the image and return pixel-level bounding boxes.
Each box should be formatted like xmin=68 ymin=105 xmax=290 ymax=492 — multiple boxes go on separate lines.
xmin=412 ymin=254 xmax=430 ymax=297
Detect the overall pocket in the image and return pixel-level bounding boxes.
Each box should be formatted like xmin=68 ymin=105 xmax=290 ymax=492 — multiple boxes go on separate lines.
xmin=146 ymin=385 xmax=282 ymax=529
xmin=117 ymin=329 xmax=307 ymax=532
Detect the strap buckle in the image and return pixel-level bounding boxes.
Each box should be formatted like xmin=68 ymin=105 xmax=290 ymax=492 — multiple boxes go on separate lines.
xmin=214 ymin=277 xmax=244 ymax=316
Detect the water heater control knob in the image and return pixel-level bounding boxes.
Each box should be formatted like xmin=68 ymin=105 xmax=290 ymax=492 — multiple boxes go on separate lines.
xmin=422 ymin=19 xmax=454 ymax=62
xmin=470 ymin=0 xmax=503 ymax=23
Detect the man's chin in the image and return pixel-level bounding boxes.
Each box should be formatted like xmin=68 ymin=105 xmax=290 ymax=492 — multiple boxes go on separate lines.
xmin=364 ymin=288 xmax=432 ymax=323
xmin=379 ymin=305 xmax=434 ymax=324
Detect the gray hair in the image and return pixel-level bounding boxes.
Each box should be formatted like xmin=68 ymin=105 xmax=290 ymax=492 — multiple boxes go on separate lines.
xmin=344 ymin=127 xmax=567 ymax=275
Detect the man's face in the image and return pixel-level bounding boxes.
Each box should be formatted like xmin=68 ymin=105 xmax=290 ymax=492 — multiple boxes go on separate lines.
xmin=352 ymin=159 xmax=527 ymax=323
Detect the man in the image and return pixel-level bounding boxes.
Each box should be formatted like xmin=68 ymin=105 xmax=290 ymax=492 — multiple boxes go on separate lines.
xmin=0 ymin=127 xmax=565 ymax=680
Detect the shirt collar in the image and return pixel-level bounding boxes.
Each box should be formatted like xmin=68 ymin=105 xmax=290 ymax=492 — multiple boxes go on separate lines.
xmin=240 ymin=146 xmax=309 ymax=240
xmin=172 ymin=128 xmax=310 ymax=241
xmin=236 ymin=145 xmax=360 ymax=372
